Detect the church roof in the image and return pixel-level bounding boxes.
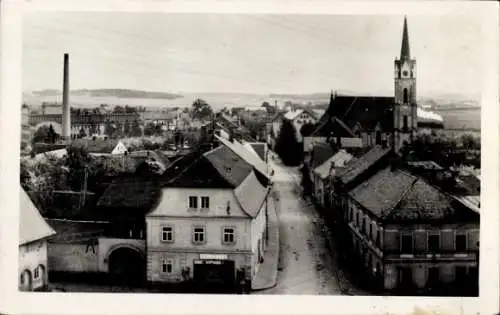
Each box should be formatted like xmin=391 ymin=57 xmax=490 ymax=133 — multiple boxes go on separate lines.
xmin=400 ymin=16 xmax=411 ymax=60
xmin=322 ymin=95 xmax=395 ymax=132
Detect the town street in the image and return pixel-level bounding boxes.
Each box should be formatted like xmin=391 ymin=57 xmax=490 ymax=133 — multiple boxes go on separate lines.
xmin=257 ymin=154 xmax=366 ymax=295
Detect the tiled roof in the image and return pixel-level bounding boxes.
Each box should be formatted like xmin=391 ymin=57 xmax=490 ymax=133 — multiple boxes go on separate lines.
xmin=385 ymin=179 xmax=455 ymax=222
xmin=311 ymin=116 xmax=356 ymax=138
xmin=248 ymin=142 xmax=267 ymax=161
xmin=215 ymin=135 xmax=269 ymax=180
xmin=71 ymin=139 xmax=121 ymax=154
xmin=20 ymin=188 xmax=56 ymax=245
xmin=349 ymin=167 xmax=417 ymax=218
xmin=165 ymin=155 xmax=235 ymax=189
xmin=336 ymin=145 xmax=392 ymax=185
xmin=349 ymin=166 xmax=473 ymax=223
xmin=314 ymin=150 xmax=353 ymax=180
xmin=310 ymin=143 xmax=336 ymax=170
xmin=204 ymin=145 xmax=254 ymax=187
xmin=233 ymin=171 xmax=269 ymax=218
xmin=46 ymin=219 xmax=107 ymax=244
xmin=96 ymin=176 xmax=163 ymax=213
xmin=321 ymin=96 xmax=394 ymax=132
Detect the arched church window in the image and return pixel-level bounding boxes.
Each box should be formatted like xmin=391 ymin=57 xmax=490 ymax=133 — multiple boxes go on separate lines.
xmin=403 ymin=88 xmax=408 ymax=103
xmin=376 ymin=131 xmax=382 ymax=145
xmin=403 ymin=116 xmax=408 ymax=131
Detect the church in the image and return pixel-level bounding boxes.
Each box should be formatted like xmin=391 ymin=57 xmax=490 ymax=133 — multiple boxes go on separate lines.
xmin=310 ymin=17 xmax=440 ymax=153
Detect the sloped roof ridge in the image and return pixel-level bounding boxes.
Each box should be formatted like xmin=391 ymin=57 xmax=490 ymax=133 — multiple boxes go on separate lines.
xmin=381 ymin=172 xmax=419 ymax=219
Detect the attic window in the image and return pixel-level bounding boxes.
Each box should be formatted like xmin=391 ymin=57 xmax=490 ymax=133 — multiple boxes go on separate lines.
xmin=224 ymin=166 xmax=232 ymax=173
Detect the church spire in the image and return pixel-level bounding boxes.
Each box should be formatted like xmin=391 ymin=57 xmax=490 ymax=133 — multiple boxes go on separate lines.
xmin=400 ymin=16 xmax=410 ymax=60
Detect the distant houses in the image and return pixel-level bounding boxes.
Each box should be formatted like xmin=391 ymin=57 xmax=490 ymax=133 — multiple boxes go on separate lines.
xmin=70 ymin=139 xmax=128 ymax=156
xmin=19 ymin=188 xmax=56 ymax=291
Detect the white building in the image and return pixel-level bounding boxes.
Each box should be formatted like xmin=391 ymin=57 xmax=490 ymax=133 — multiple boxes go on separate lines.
xmin=19 ymin=188 xmax=56 ymax=291
xmin=145 ymin=143 xmax=271 ymax=290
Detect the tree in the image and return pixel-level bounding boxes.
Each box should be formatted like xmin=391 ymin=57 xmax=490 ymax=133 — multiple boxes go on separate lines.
xmin=78 ymin=127 xmax=87 ymax=139
xmin=191 ymin=99 xmax=213 ymax=121
xmin=65 ymin=145 xmax=93 ymax=191
xmin=261 ymin=101 xmax=276 ymax=115
xmin=131 ymin=119 xmax=142 ymax=137
xmin=123 ymin=120 xmax=131 ymax=137
xmin=300 ymin=123 xmax=316 ymax=138
xmin=104 ymin=119 xmax=114 ymax=138
xmin=275 ymin=120 xmax=303 ymax=166
xmin=113 ymin=105 xmax=125 ymax=113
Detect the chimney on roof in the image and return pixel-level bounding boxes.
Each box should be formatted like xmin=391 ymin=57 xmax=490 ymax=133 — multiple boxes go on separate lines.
xmin=62 ymin=53 xmax=71 ymax=141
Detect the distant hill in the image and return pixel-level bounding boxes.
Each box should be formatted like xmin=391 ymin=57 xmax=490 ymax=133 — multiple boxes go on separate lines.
xmin=31 ymin=89 xmax=183 ymax=100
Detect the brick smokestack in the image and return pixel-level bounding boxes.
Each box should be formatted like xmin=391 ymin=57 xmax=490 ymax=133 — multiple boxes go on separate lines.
xmin=62 ymin=53 xmax=71 ymax=141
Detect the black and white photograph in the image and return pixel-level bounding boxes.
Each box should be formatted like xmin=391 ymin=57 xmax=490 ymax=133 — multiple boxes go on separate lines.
xmin=3 ymin=1 xmax=499 ymax=314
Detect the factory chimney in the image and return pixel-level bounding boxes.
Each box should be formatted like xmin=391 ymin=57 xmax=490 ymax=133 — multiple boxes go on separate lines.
xmin=62 ymin=53 xmax=71 ymax=141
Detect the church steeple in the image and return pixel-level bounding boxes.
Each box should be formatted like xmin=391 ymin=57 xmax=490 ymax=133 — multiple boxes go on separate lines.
xmin=393 ymin=16 xmax=417 ymax=154
xmin=400 ymin=16 xmax=410 ymax=61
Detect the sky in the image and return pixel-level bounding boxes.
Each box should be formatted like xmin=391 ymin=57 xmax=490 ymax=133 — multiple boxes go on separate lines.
xmin=23 ymin=12 xmax=484 ymax=98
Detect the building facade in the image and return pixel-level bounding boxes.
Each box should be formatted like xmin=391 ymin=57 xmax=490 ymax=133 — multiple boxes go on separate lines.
xmin=332 ymin=149 xmax=480 ymax=295
xmin=145 ymin=144 xmax=270 ymax=290
xmin=19 ymin=188 xmax=56 ymax=291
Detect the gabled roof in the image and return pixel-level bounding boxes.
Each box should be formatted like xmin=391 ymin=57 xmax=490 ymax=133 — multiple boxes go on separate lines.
xmin=349 ymin=166 xmax=476 ymax=223
xmin=96 ymin=176 xmax=162 ymax=213
xmin=215 ymin=135 xmax=269 ymax=180
xmin=349 ymin=166 xmax=417 ymax=219
xmin=71 ymin=139 xmax=121 ymax=154
xmin=204 ymin=145 xmax=254 ymax=187
xmin=321 ymin=95 xmax=394 ymax=131
xmin=20 ymin=188 xmax=56 ymax=245
xmin=234 ymin=171 xmax=269 ymax=218
xmin=310 ymin=142 xmax=336 ymax=170
xmin=314 ymin=149 xmax=353 ymax=179
xmin=336 ymin=145 xmax=392 ymax=185
xmin=311 ymin=116 xmax=357 ymax=138
xmin=46 ymin=219 xmax=107 ymax=244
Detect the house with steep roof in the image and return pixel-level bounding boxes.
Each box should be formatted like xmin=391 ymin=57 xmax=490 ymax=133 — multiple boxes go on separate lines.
xmin=143 ymin=142 xmax=272 ymax=291
xmin=282 ymin=108 xmax=319 ymax=142
xmin=19 ymin=188 xmax=56 ymax=291
xmin=312 ymin=149 xmax=353 ymax=208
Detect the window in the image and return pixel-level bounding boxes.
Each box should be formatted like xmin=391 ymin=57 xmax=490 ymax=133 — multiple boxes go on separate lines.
xmin=401 ymin=234 xmax=413 ymax=254
xmin=201 ymin=196 xmax=210 ymax=209
xmin=456 ymin=234 xmax=467 ymax=252
xmin=403 ymin=88 xmax=408 ymax=103
xmin=356 ymin=212 xmax=360 ymax=226
xmin=376 ymin=230 xmax=382 ymax=247
xmin=361 ymin=217 xmax=366 ymax=234
xmin=34 ymin=266 xmax=40 ymax=279
xmin=161 ymin=259 xmax=173 ymax=273
xmin=188 ymin=196 xmax=198 ymax=209
xmin=161 ymin=226 xmax=174 ymax=242
xmin=428 ymin=234 xmax=440 ymax=252
xmin=376 ymin=131 xmax=382 ymax=145
xmin=193 ymin=227 xmax=206 ymax=244
xmin=369 ymin=223 xmax=373 ymax=239
xmin=403 ymin=116 xmax=408 ymax=130
xmin=223 ymin=228 xmax=235 ymax=244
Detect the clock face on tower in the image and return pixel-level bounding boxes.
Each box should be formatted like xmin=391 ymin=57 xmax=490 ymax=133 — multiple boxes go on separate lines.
xmin=402 ymin=70 xmax=409 ymax=77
